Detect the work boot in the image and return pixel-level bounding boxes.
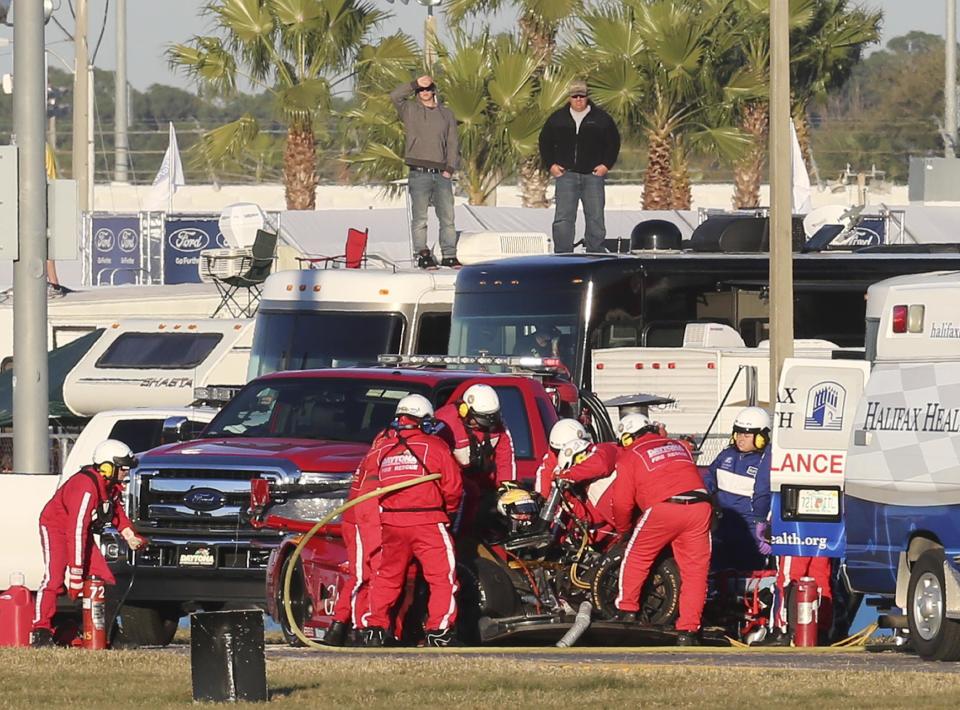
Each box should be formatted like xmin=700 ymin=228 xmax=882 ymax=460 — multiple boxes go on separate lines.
xmin=614 ymin=610 xmax=638 ymax=623
xmin=30 ymin=628 xmax=55 ymax=648
xmin=361 ymin=626 xmax=387 ymax=647
xmin=416 ymin=249 xmax=439 ymax=269
xmin=322 ymin=620 xmax=349 ymax=647
xmin=752 ymin=628 xmax=791 ymax=647
xmin=424 ymin=628 xmax=462 ymax=647
xmin=675 ymin=630 xmax=701 ymax=647
xmin=440 ymin=256 xmax=462 ymax=268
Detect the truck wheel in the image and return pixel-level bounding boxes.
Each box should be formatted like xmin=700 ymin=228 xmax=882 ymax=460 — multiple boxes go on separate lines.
xmin=591 ymin=546 xmax=681 ymax=626
xmin=277 ymin=556 xmax=312 ymax=647
xmin=115 ymin=604 xmax=179 ymax=647
xmin=907 ymin=549 xmax=960 ymax=661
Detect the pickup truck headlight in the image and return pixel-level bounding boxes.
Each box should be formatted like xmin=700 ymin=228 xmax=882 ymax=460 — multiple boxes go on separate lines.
xmin=298 ymin=471 xmax=348 ymax=486
xmin=272 ymin=472 xmax=351 ymax=524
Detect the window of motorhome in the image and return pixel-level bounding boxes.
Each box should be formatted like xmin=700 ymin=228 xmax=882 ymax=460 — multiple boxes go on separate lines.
xmin=415 ymin=312 xmax=451 ymax=355
xmin=249 ymin=311 xmax=404 ymax=377
xmin=95 ymin=332 xmax=224 ymax=369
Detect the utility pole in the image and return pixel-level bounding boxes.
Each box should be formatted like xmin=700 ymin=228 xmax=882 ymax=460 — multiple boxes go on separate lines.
xmin=114 ymin=0 xmax=128 ymax=183
xmin=768 ymin=1 xmax=794 ymax=410
xmin=13 ymin=0 xmax=51 ymax=472
xmin=72 ymin=0 xmax=89 ymax=211
xmin=947 ymin=0 xmax=957 ymax=157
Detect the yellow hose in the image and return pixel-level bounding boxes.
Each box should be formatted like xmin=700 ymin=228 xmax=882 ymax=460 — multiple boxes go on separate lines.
xmin=281 ymin=473 xmax=441 ymax=649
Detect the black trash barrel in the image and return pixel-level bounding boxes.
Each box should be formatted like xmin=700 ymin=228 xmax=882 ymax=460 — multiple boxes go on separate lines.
xmin=190 ymin=610 xmax=268 ymax=703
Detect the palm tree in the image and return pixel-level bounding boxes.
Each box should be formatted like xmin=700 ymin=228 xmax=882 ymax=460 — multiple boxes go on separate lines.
xmin=347 ymin=32 xmax=560 ymax=206
xmin=573 ymin=0 xmax=751 ymax=209
xmin=445 ymin=0 xmax=583 ymax=207
xmin=167 ymin=0 xmax=417 ymax=210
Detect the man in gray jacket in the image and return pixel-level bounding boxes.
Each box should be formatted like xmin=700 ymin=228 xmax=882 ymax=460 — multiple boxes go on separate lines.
xmin=391 ymin=75 xmax=460 ymax=268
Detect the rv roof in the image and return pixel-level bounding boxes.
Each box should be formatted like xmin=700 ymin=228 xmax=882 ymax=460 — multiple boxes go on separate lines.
xmin=260 ymin=268 xmax=457 ymax=306
xmin=865 ymin=270 xmax=960 ymax=319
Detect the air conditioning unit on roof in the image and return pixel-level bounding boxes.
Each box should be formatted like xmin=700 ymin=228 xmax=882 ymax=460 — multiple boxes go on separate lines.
xmin=456 ymin=231 xmax=553 ymax=265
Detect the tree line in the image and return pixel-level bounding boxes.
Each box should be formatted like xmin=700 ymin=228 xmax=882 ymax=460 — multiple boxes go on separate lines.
xmin=0 ymin=2 xmax=954 ymax=210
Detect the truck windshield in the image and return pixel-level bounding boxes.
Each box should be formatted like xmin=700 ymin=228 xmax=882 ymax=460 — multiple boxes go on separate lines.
xmin=248 ymin=311 xmax=404 ymax=377
xmin=449 ymin=291 xmax=585 ymax=374
xmin=204 ymin=378 xmax=431 ymax=443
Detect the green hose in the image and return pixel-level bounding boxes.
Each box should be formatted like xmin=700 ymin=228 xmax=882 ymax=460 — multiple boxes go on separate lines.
xmin=281 ymin=473 xmax=442 ymax=649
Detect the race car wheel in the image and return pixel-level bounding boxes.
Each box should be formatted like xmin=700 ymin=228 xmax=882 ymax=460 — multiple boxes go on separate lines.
xmin=278 ymin=555 xmax=312 ymax=648
xmin=907 ymin=549 xmax=960 ymax=661
xmin=591 ymin=545 xmax=680 ymax=626
xmin=457 ymin=558 xmax=517 ymax=645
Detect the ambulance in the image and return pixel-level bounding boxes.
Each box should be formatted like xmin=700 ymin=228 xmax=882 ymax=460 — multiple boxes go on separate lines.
xmin=772 ymin=270 xmax=960 ymax=660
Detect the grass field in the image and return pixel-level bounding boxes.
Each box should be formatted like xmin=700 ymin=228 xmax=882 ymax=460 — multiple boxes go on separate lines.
xmin=4 ymin=647 xmax=960 ymax=709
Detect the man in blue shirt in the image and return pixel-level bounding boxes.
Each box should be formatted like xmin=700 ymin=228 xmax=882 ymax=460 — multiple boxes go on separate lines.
xmin=704 ymin=407 xmax=772 ymax=571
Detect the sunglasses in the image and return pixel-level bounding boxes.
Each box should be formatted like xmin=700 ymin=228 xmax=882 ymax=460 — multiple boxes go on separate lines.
xmin=416 ymin=85 xmax=437 ymax=93
xmin=569 ymin=94 xmax=588 ymax=99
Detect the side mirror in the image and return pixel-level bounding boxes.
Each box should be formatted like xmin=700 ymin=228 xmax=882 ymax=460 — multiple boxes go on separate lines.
xmin=161 ymin=416 xmax=205 ymax=444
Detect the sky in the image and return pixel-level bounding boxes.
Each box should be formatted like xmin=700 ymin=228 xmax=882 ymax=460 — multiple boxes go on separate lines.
xmin=0 ymin=0 xmax=952 ymax=94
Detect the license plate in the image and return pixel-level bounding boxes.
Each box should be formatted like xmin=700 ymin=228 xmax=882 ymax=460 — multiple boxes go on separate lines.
xmin=796 ymin=489 xmax=840 ymax=517
xmin=178 ymin=547 xmax=216 ymax=568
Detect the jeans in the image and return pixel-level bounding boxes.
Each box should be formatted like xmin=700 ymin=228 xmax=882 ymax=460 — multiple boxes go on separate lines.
xmin=409 ymin=170 xmax=457 ymax=259
xmin=552 ymin=171 xmax=607 ymax=253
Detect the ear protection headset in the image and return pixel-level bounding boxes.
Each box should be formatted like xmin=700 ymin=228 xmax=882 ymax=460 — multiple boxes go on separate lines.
xmin=619 ymin=433 xmax=635 ymax=448
xmin=458 ymin=401 xmax=470 ymax=418
xmin=391 ymin=415 xmax=437 ymax=434
xmin=730 ymin=428 xmax=769 ymax=449
xmin=99 ymin=461 xmax=115 ymax=478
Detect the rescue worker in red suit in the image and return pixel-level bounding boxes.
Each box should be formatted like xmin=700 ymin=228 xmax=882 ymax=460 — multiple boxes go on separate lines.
xmin=326 ymin=435 xmax=386 ymax=646
xmin=364 ymin=394 xmax=464 ymax=647
xmin=765 ymin=555 xmax=833 ymax=646
xmin=554 ymin=437 xmax=620 ymax=538
xmin=612 ymin=414 xmax=712 ymax=646
xmin=434 ymin=383 xmax=515 ymax=533
xmin=31 ymin=440 xmax=147 ymax=647
xmin=534 ymin=418 xmax=590 ymax=500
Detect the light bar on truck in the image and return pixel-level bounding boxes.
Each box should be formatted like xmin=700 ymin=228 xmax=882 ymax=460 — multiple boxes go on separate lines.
xmin=378 ymin=353 xmax=567 ymax=374
xmin=193 ymin=385 xmax=243 ymax=405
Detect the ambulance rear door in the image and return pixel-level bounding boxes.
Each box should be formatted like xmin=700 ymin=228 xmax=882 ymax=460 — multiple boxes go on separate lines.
xmin=770 ymin=357 xmax=870 ymax=557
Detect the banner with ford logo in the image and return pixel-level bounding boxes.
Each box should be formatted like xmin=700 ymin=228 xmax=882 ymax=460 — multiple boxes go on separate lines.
xmin=91 ymin=215 xmax=142 ymax=285
xmin=163 ymin=217 xmax=226 ymax=284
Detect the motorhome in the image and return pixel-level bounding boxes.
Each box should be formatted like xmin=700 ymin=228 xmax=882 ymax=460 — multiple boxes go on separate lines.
xmin=771 ymin=271 xmax=960 ymax=660
xmin=246 ymin=267 xmax=456 ymax=378
xmin=449 ymin=250 xmax=960 ymax=390
xmin=0 ymin=283 xmax=229 ymax=372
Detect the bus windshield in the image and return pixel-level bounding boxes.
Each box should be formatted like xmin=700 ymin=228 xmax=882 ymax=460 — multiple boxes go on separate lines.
xmin=449 ymin=290 xmax=585 ymax=374
xmin=248 ymin=310 xmax=404 ymax=377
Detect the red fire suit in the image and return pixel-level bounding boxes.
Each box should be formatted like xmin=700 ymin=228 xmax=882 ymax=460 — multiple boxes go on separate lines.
xmin=536 ymin=443 xmax=619 ymax=536
xmin=331 ymin=433 xmax=387 ymax=629
xmin=774 ymin=555 xmax=833 ymax=637
xmin=612 ymin=433 xmax=712 ymax=632
xmin=33 ymin=467 xmax=135 ymax=632
xmin=434 ymin=403 xmax=516 ymax=490
xmin=366 ymin=427 xmax=463 ymax=633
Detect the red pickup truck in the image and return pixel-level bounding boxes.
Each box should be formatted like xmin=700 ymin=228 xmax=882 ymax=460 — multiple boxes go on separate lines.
xmin=117 ymin=363 xmax=575 ymax=645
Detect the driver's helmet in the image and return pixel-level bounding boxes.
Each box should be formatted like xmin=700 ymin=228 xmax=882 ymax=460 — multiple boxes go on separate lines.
xmin=496 ymin=482 xmax=540 ymax=532
xmin=548 ymin=418 xmax=589 ymax=452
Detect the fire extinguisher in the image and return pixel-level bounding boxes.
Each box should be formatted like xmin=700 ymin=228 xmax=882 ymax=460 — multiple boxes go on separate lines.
xmin=793 ymin=576 xmax=819 ymax=647
xmin=81 ymin=576 xmax=108 ymax=650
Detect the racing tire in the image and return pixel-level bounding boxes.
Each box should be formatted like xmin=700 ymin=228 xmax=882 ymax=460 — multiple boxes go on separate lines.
xmin=591 ymin=545 xmax=680 ymax=626
xmin=456 ymin=558 xmax=517 ymax=645
xmin=114 ymin=604 xmax=179 ymax=647
xmin=907 ymin=549 xmax=960 ymax=661
xmin=277 ymin=555 xmax=312 ymax=648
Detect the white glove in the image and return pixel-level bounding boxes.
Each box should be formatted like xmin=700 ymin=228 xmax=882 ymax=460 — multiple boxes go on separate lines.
xmin=66 ymin=566 xmax=84 ymax=599
xmin=121 ymin=527 xmax=146 ymax=551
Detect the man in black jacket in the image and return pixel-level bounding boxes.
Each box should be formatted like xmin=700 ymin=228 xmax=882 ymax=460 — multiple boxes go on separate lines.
xmin=538 ymin=80 xmax=620 ymax=253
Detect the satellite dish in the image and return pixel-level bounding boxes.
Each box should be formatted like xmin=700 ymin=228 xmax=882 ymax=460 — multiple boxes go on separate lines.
xmin=802 ymin=204 xmax=848 ymax=238
xmin=218 ymin=203 xmax=267 ymax=249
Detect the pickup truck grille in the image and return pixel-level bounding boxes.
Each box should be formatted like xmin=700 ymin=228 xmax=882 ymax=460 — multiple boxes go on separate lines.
xmin=135 ymin=468 xmax=284 ymax=532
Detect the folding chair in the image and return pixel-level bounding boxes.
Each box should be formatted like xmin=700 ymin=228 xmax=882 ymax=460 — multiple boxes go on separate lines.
xmin=210 ymin=229 xmax=278 ymax=318
xmin=296 ymin=227 xmax=369 ymax=270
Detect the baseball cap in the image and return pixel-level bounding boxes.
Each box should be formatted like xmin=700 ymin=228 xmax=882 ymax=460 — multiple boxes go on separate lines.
xmin=568 ymin=79 xmax=588 ymax=97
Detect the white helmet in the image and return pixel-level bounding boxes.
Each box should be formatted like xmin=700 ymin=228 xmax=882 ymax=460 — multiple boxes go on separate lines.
xmin=396 ymin=394 xmax=434 ymax=419
xmin=557 ymin=437 xmax=591 ymax=471
xmin=733 ymin=406 xmax=771 ymax=433
xmin=92 ymin=439 xmax=137 ymax=477
xmin=549 ymin=418 xmax=589 ymax=451
xmin=617 ymin=413 xmax=651 ymax=440
xmin=460 ymin=383 xmax=501 ymax=429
